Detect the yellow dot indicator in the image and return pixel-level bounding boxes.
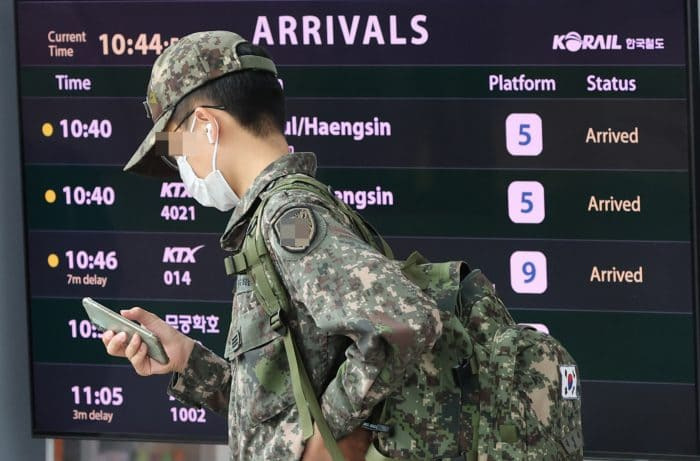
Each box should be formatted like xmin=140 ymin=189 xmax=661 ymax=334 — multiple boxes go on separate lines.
xmin=44 ymin=189 xmax=57 ymax=204
xmin=47 ymin=253 xmax=60 ymax=268
xmin=41 ymin=123 xmax=54 ymax=137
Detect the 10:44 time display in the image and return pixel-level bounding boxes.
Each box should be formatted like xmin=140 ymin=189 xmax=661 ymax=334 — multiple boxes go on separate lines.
xmin=98 ymin=33 xmax=179 ymax=56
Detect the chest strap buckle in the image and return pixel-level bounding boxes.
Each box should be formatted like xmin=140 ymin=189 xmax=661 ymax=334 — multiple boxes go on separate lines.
xmin=269 ymin=311 xmax=283 ymax=331
xmin=224 ymin=252 xmax=249 ymax=276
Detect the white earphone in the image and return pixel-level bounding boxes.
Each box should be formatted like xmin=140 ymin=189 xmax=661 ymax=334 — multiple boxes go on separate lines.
xmin=205 ymin=123 xmax=214 ymax=144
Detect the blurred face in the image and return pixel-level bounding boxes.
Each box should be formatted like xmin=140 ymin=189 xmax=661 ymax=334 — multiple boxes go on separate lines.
xmin=158 ymin=104 xmax=226 ymax=179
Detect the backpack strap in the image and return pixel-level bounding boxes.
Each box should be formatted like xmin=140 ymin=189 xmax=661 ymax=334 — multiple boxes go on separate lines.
xmin=282 ymin=313 xmax=345 ymax=461
xmin=223 ymin=174 xmax=393 ymax=461
xmin=223 ymin=198 xmax=289 ymax=320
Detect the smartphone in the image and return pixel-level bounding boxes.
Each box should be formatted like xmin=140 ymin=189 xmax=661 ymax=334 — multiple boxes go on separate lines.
xmin=82 ymin=297 xmax=170 ymax=365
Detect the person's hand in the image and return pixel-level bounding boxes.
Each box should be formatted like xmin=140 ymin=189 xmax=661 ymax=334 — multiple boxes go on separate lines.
xmin=101 ymin=307 xmax=195 ymax=376
xmin=301 ymin=422 xmax=371 ymax=461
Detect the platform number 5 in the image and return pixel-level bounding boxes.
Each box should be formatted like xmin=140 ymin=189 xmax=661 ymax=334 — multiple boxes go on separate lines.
xmin=506 ymin=113 xmax=543 ymax=156
xmin=508 ymin=181 xmax=545 ymax=223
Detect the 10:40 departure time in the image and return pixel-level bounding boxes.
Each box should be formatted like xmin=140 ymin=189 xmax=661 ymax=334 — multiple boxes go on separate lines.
xmin=62 ymin=186 xmax=115 ymax=206
xmin=59 ymin=119 xmax=112 ymax=139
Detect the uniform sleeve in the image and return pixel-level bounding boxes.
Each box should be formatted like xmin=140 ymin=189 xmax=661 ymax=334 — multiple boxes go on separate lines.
xmin=261 ymin=192 xmax=443 ymax=439
xmin=167 ymin=341 xmax=231 ymax=417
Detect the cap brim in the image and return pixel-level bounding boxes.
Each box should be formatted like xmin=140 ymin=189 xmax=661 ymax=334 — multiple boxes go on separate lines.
xmin=123 ymin=107 xmax=180 ymax=178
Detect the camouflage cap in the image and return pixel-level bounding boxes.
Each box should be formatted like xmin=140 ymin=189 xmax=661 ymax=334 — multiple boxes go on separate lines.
xmin=124 ymin=30 xmax=278 ymax=177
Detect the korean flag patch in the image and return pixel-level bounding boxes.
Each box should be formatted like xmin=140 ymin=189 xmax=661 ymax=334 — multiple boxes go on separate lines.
xmin=560 ymin=365 xmax=579 ymax=400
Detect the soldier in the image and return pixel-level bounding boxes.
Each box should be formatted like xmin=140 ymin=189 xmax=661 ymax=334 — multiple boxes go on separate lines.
xmin=102 ymin=30 xmax=443 ymax=460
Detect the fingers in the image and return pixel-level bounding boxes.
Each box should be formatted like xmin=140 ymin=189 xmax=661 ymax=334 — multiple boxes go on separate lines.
xmin=124 ymin=332 xmax=141 ymax=359
xmin=124 ymin=333 xmax=150 ymax=376
xmin=101 ymin=330 xmax=114 ymax=347
xmin=120 ymin=306 xmax=157 ymax=325
xmin=102 ymin=330 xmax=152 ymax=376
xmin=105 ymin=331 xmax=128 ymax=357
xmin=101 ymin=307 xmax=172 ymax=377
xmin=131 ymin=343 xmax=150 ymax=376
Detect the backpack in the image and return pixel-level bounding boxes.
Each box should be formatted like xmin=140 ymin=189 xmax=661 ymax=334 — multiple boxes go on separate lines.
xmin=223 ymin=174 xmax=584 ymax=460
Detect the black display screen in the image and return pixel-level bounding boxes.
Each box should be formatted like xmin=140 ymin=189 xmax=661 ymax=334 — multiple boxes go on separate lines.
xmin=16 ymin=0 xmax=700 ymax=457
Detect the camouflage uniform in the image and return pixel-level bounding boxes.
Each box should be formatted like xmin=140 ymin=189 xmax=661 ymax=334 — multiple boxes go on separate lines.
xmin=167 ymin=152 xmax=444 ymax=460
xmin=123 ymin=30 xmax=582 ymax=460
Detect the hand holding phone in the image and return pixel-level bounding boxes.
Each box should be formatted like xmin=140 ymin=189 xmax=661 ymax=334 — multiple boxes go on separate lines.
xmin=83 ymin=297 xmax=169 ymax=364
xmin=87 ymin=299 xmax=196 ymax=377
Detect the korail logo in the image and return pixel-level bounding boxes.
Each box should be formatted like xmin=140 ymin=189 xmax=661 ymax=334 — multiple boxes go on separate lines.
xmin=553 ymin=31 xmax=622 ymax=52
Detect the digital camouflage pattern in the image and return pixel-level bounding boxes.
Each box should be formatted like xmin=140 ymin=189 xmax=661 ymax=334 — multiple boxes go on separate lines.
xmin=249 ymin=173 xmax=583 ymax=459
xmin=126 ymin=27 xmax=582 ymax=461
xmin=168 ymin=152 xmax=444 ymax=460
xmin=169 ymin=152 xmax=583 ymax=460
xmin=356 ymin=253 xmax=584 ymax=460
xmin=124 ymin=30 xmax=277 ymax=178
xmin=460 ymin=271 xmax=584 ymax=460
xmin=372 ymin=256 xmax=478 ymax=458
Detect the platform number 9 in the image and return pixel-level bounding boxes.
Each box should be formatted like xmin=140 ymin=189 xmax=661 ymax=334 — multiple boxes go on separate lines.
xmin=510 ymin=251 xmax=547 ymax=294
xmin=522 ymin=261 xmax=537 ymax=283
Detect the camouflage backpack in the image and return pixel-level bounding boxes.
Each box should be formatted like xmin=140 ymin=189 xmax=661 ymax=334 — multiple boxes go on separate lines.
xmin=223 ymin=174 xmax=584 ymax=460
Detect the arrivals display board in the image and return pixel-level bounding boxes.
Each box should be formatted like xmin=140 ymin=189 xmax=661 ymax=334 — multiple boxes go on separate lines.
xmin=15 ymin=0 xmax=700 ymax=457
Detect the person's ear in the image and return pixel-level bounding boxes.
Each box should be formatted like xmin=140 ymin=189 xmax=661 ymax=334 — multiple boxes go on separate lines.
xmin=193 ymin=107 xmax=218 ymax=144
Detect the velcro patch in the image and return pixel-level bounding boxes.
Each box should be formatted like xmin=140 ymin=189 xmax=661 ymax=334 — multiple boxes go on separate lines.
xmin=235 ymin=274 xmax=253 ymax=294
xmin=560 ymin=365 xmax=579 ymax=400
xmin=273 ymin=207 xmax=316 ymax=253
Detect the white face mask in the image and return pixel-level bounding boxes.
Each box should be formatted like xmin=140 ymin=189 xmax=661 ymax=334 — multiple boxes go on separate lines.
xmin=176 ymin=116 xmax=240 ymax=212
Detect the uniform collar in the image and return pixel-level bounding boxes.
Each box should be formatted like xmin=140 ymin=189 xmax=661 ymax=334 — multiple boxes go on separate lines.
xmin=220 ymin=152 xmax=317 ymax=250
